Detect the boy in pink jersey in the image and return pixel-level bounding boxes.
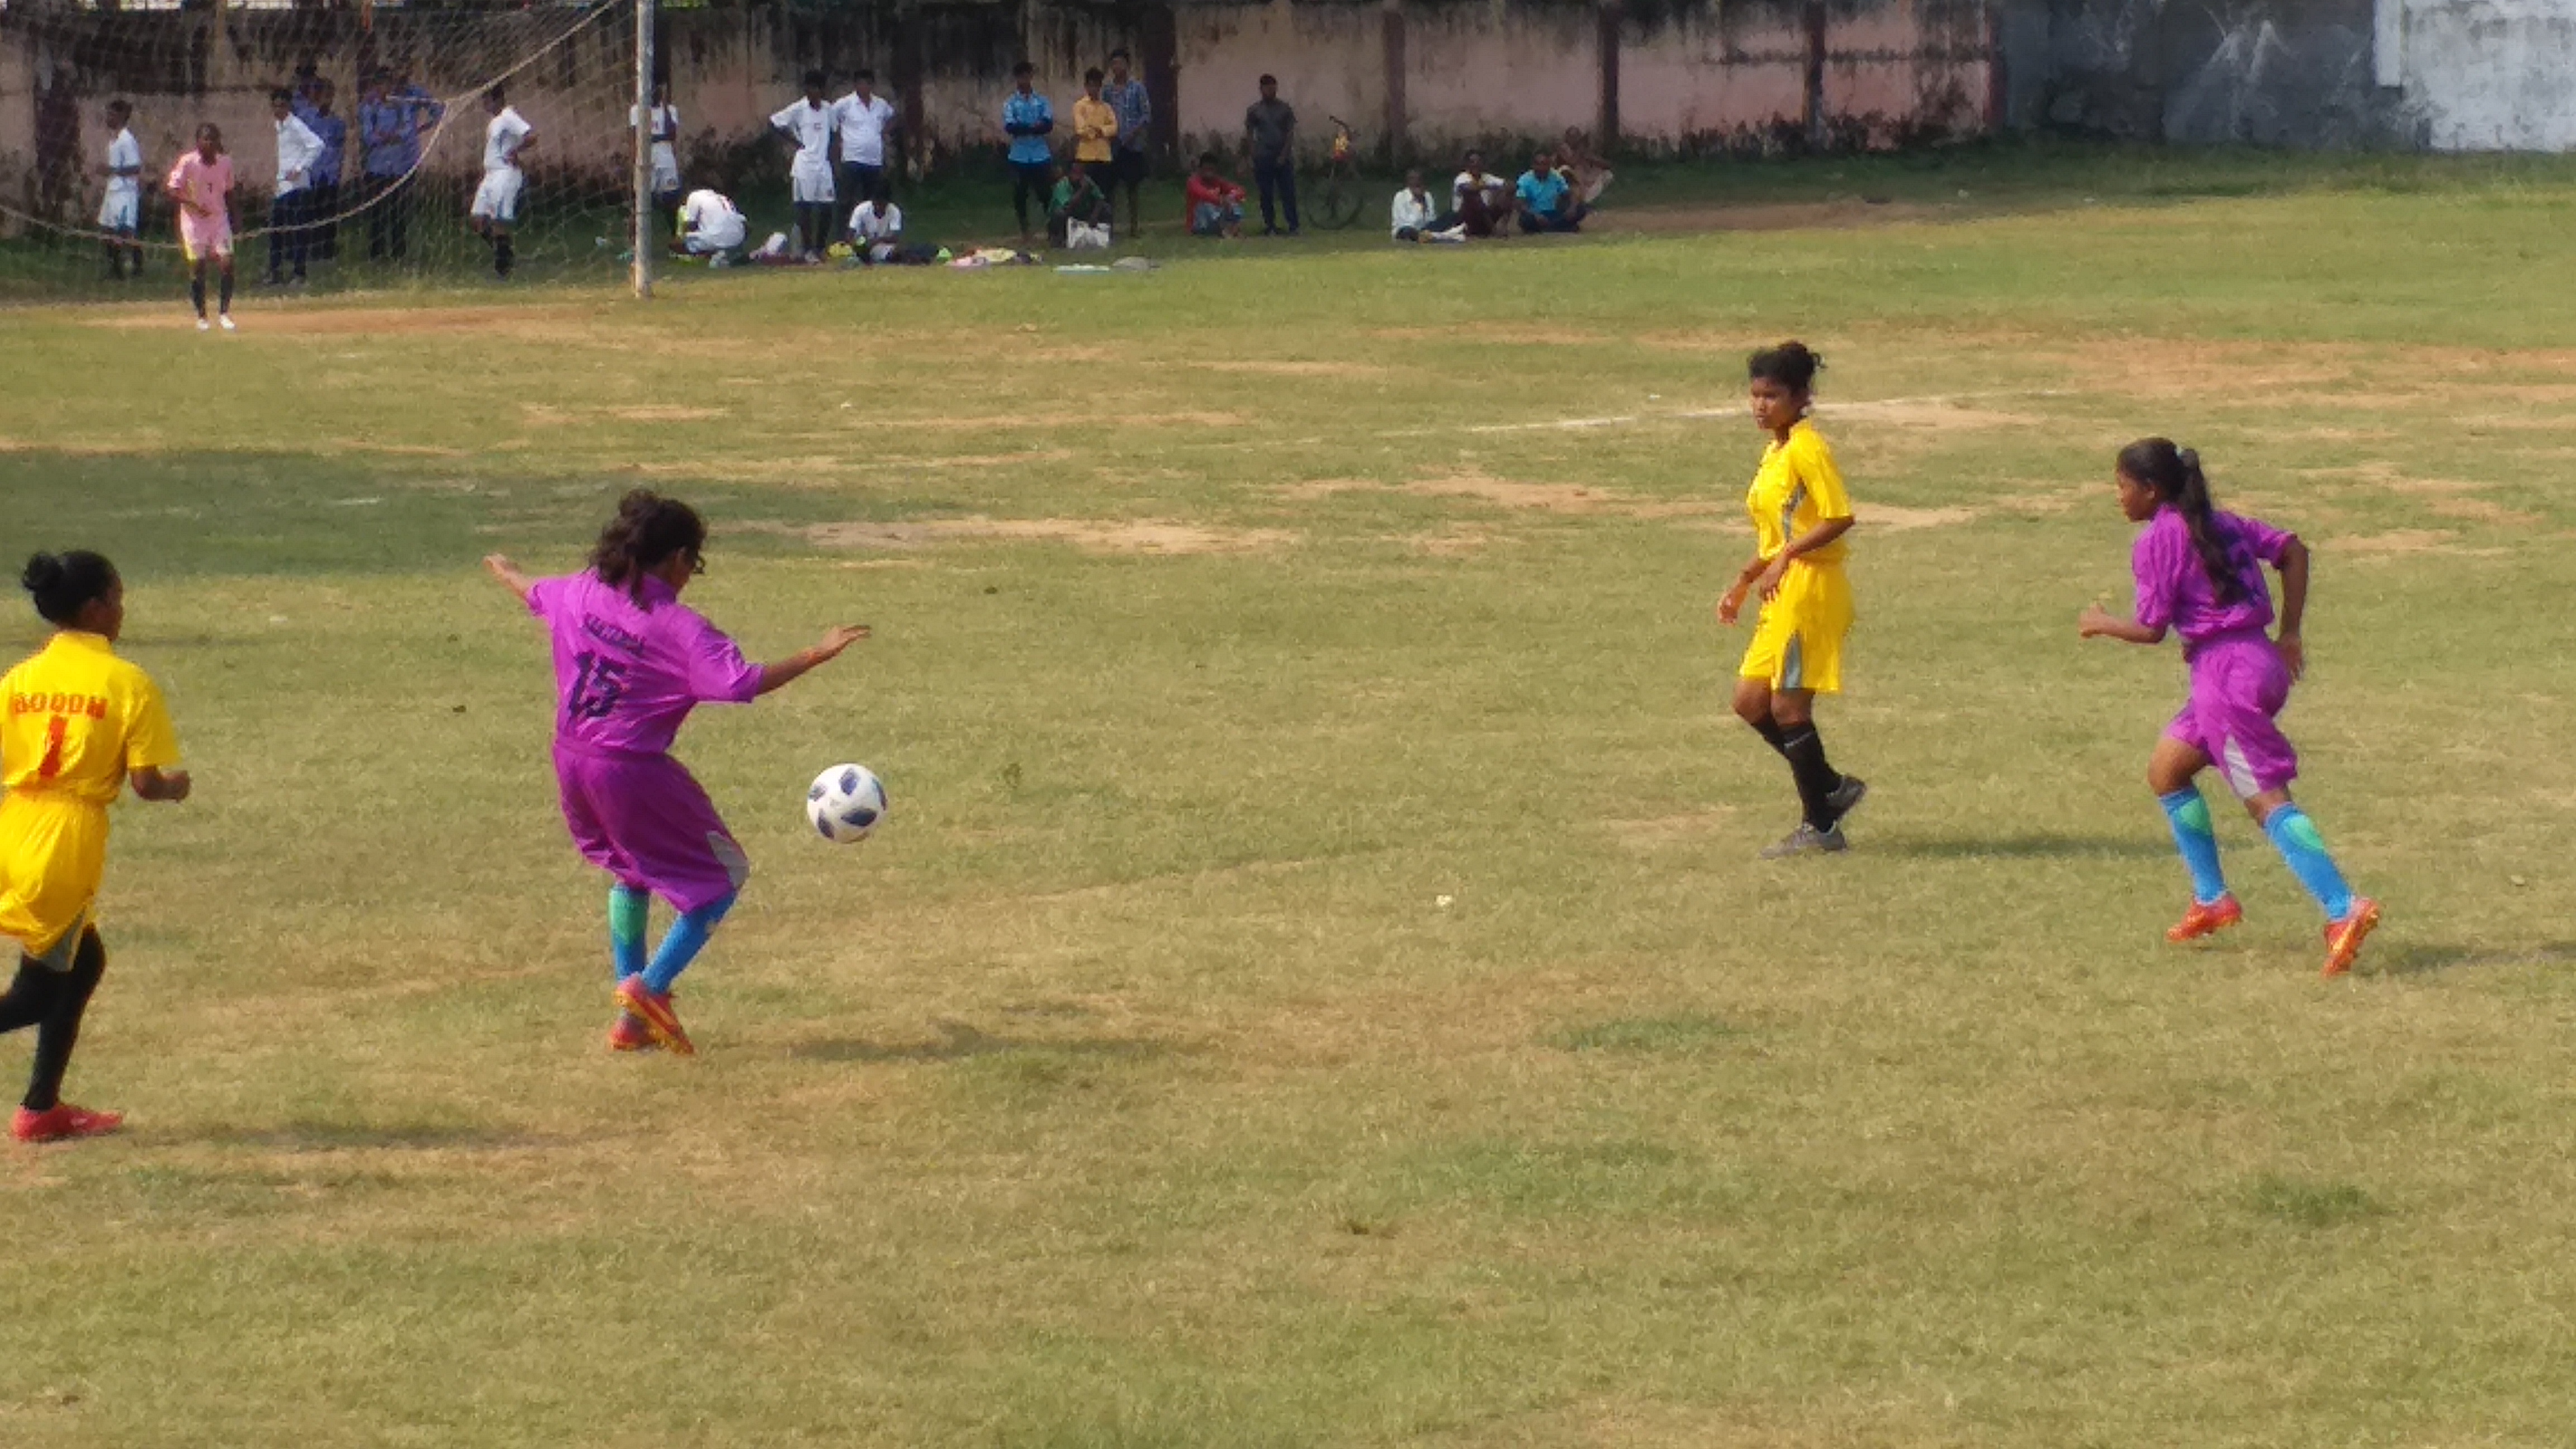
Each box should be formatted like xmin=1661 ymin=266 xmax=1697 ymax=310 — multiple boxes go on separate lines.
xmin=164 ymin=124 xmax=236 ymax=332
xmin=487 ymin=492 xmax=868 ymax=1053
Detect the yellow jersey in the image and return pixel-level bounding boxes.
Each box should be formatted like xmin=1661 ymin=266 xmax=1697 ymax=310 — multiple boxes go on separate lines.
xmin=1746 ymin=420 xmax=1853 ymax=567
xmin=2 ymin=631 xmax=181 ymax=807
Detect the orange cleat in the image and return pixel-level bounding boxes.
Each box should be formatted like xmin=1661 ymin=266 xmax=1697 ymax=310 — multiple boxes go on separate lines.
xmin=12 ymin=1104 xmax=126 ymax=1144
xmin=2321 ymin=898 xmax=2382 ymax=978
xmin=607 ymin=1010 xmax=658 ymax=1053
xmin=2166 ymin=895 xmax=2244 ymax=943
xmin=613 ymin=977 xmax=695 ymax=1057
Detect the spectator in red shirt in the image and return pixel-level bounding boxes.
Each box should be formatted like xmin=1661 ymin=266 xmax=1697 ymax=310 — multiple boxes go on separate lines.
xmin=1185 ymin=151 xmax=1245 ymax=238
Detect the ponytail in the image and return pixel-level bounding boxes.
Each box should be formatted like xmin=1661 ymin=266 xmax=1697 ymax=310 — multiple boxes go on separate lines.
xmin=20 ymin=550 xmax=119 ymax=628
xmin=588 ymin=490 xmax=707 ymax=604
xmin=2116 ymin=437 xmax=2243 ymax=604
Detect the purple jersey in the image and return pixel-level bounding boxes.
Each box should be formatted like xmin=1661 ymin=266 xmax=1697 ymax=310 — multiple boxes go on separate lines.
xmin=2130 ymin=506 xmax=2294 ymax=656
xmin=527 ymin=571 xmax=763 ymax=755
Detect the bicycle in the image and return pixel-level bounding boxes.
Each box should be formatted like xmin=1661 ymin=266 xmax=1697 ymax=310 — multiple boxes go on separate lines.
xmin=1314 ymin=116 xmax=1363 ymax=230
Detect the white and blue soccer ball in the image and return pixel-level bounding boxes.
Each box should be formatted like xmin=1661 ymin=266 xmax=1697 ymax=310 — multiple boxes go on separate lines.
xmin=806 ymin=763 xmax=888 ymax=844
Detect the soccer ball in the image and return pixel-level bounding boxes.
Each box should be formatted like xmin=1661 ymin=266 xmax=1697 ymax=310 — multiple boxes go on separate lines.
xmin=806 ymin=764 xmax=888 ymax=844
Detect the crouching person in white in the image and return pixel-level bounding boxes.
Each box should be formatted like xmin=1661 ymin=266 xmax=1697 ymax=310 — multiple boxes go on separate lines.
xmin=470 ymin=84 xmax=536 ymax=280
xmin=672 ymin=187 xmax=746 ymax=263
xmin=847 ymin=187 xmax=905 ymax=264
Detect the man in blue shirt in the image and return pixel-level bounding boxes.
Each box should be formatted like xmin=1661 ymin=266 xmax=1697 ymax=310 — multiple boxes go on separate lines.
xmin=358 ymin=70 xmax=443 ymax=262
xmin=1514 ymin=148 xmax=1587 ymax=234
xmin=295 ymin=79 xmax=347 ymax=262
xmin=1001 ymin=61 xmax=1055 ymax=242
xmin=1102 ymin=49 xmax=1152 ymax=235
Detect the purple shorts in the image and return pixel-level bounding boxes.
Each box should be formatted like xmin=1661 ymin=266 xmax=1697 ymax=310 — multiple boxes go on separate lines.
xmin=2165 ymin=633 xmax=2299 ymax=799
xmin=552 ymin=740 xmax=749 ymax=913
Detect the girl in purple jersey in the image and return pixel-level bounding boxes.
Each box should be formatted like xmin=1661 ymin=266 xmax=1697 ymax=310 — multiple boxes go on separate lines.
xmin=487 ymin=491 xmax=868 ymax=1053
xmin=2079 ymin=439 xmax=2379 ymax=977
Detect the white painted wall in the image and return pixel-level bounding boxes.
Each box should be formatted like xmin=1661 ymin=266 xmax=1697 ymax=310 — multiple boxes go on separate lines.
xmin=2388 ymin=0 xmax=2576 ymax=149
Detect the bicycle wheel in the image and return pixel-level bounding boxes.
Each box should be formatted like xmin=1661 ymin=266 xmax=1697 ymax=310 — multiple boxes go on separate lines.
xmin=1317 ymin=169 xmax=1363 ymax=230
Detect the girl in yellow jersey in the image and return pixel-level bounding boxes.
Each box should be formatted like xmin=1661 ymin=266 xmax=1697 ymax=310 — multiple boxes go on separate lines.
xmin=1718 ymin=342 xmax=1866 ymax=858
xmin=0 ymin=552 xmax=190 ymax=1143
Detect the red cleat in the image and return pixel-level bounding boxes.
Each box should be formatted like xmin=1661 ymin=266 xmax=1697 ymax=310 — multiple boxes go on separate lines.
xmin=607 ymin=1010 xmax=658 ymax=1053
xmin=613 ymin=977 xmax=695 ymax=1057
xmin=2166 ymin=894 xmax=2244 ymax=943
xmin=2321 ymin=897 xmax=2383 ymax=978
xmin=12 ymin=1104 xmax=125 ymax=1144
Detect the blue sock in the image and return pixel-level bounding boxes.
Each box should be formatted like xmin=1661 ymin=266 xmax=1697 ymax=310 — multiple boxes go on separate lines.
xmin=608 ymin=885 xmax=648 ymax=982
xmin=2262 ymin=804 xmax=2355 ymax=922
xmin=2158 ymin=788 xmax=2229 ymax=906
xmin=642 ymin=891 xmax=736 ymax=995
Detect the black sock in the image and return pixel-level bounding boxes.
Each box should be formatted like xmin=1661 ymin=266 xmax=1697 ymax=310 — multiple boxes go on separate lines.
xmin=217 ymin=269 xmax=233 ymax=311
xmin=1746 ymin=714 xmax=1791 ymax=758
xmin=23 ymin=930 xmax=104 ymax=1112
xmin=0 ymin=956 xmax=63 ymax=1035
xmin=189 ymin=274 xmax=206 ymax=317
xmin=495 ymin=236 xmax=515 ymax=277
xmin=1777 ymin=722 xmax=1845 ymax=830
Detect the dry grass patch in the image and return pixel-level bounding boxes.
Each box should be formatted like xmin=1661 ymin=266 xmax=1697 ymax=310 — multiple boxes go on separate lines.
xmin=787 ymin=516 xmax=1294 ymax=555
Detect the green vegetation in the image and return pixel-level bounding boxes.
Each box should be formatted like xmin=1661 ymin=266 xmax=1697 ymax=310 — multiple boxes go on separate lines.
xmin=1 ymin=148 xmax=2573 ymax=1446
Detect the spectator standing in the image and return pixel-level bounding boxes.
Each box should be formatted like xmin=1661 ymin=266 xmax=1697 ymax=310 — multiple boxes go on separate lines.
xmin=1072 ymin=69 xmax=1117 ymax=198
xmin=834 ymin=69 xmax=898 ymax=208
xmin=469 ymin=85 xmax=536 ymax=280
xmin=1101 ymin=49 xmax=1152 ymax=236
xmin=1002 ymin=61 xmax=1055 ymax=243
xmin=1514 ymin=148 xmax=1588 ymax=233
xmin=1183 ymin=152 xmax=1244 ymax=238
xmin=770 ymin=70 xmax=838 ymax=262
xmin=267 ymin=88 xmax=322 ymax=286
xmin=1242 ymin=74 xmax=1298 ymax=236
xmin=1391 ymin=169 xmax=1462 ymax=243
xmin=633 ymin=82 xmax=683 ymax=234
xmin=96 ymin=99 xmax=144 ymax=281
xmin=296 ymin=80 xmax=345 ymax=263
xmin=358 ymin=71 xmax=442 ymax=262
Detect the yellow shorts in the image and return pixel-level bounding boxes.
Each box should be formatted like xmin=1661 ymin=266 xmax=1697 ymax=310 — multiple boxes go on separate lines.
xmin=0 ymin=793 xmax=108 ymax=963
xmin=1739 ymin=561 xmax=1853 ymax=694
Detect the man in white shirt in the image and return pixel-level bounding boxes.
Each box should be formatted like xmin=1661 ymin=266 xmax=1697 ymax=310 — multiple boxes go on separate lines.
xmin=833 ymin=69 xmax=898 ymax=212
xmin=670 ymin=186 xmax=747 ymax=261
xmin=630 ymin=82 xmax=682 ymax=230
xmin=97 ymin=99 xmax=144 ymax=280
xmin=1450 ymin=149 xmax=1513 ymax=239
xmin=1391 ymin=169 xmax=1462 ymax=243
xmin=846 ymin=186 xmax=905 ymax=264
xmin=470 ymin=84 xmax=536 ymax=278
xmin=267 ymin=88 xmax=323 ymax=285
xmin=770 ymin=69 xmax=837 ymax=262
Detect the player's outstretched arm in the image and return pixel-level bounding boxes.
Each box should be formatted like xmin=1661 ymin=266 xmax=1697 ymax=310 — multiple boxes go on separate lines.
xmin=484 ymin=553 xmax=534 ymax=606
xmin=2077 ymin=600 xmax=2165 ymax=646
xmin=132 ymin=765 xmax=191 ymax=803
xmin=756 ymin=624 xmax=870 ymax=697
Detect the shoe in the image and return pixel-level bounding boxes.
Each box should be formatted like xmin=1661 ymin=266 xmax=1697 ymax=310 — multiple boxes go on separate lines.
xmin=218 ymin=314 xmax=236 ymax=332
xmin=1824 ymin=775 xmax=1868 ymax=827
xmin=607 ymin=1010 xmax=658 ymax=1053
xmin=614 ymin=977 xmax=696 ymax=1057
xmin=2166 ymin=894 xmax=2243 ymax=943
xmin=1759 ymin=822 xmax=1848 ymax=859
xmin=196 ymin=316 xmax=211 ymax=332
xmin=12 ymin=1103 xmax=125 ymax=1143
xmin=2321 ymin=897 xmax=2382 ymax=978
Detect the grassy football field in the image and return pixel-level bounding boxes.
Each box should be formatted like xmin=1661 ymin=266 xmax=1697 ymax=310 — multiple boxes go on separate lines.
xmin=2 ymin=146 xmax=2574 ymax=1447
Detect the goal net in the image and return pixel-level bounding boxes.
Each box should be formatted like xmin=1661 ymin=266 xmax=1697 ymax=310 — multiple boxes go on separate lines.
xmin=0 ymin=0 xmax=644 ymax=304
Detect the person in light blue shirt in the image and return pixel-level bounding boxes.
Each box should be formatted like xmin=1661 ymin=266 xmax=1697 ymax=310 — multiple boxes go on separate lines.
xmin=1001 ymin=61 xmax=1055 ymax=241
xmin=295 ymin=80 xmax=347 ymax=262
xmin=1514 ymin=148 xmax=1587 ymax=234
xmin=357 ymin=70 xmax=443 ymax=262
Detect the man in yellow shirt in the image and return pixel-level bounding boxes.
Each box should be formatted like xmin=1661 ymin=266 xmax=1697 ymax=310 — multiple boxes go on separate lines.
xmin=1072 ymin=68 xmax=1119 ymax=186
xmin=1 ymin=551 xmax=190 ymax=1143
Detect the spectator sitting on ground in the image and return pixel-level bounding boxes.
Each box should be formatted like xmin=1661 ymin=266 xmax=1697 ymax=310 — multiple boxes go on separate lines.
xmin=1050 ymin=160 xmax=1114 ymax=247
xmin=1515 ymin=148 xmax=1588 ymax=233
xmin=1184 ymin=153 xmax=1245 ymax=238
xmin=847 ymin=184 xmax=903 ymax=263
xmin=1451 ymin=150 xmax=1513 ymax=238
xmin=1391 ymin=169 xmax=1463 ymax=243
xmin=1559 ymin=126 xmax=1614 ymax=206
xmin=671 ymin=183 xmax=747 ymax=261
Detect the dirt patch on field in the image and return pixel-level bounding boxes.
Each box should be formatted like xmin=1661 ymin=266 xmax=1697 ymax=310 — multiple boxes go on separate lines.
xmin=1604 ymin=198 xmax=1949 ymax=236
xmin=1201 ymin=359 xmax=1389 ymax=380
xmin=835 ymin=409 xmax=1249 ymax=432
xmin=525 ymin=402 xmax=725 ymax=426
xmin=1275 ymin=471 xmax=1724 ymax=522
xmin=82 ymin=302 xmax=604 ymax=340
xmin=1826 ymin=397 xmax=2043 ymax=432
xmin=1603 ymin=808 xmax=1735 ymax=847
xmin=2426 ymin=496 xmax=2542 ymax=525
xmin=1863 ymin=504 xmax=1978 ymax=531
xmin=2325 ymin=529 xmax=2506 ymax=558
xmin=1367 ymin=325 xmax=1607 ymax=347
xmin=786 ymin=516 xmax=1292 ymax=555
